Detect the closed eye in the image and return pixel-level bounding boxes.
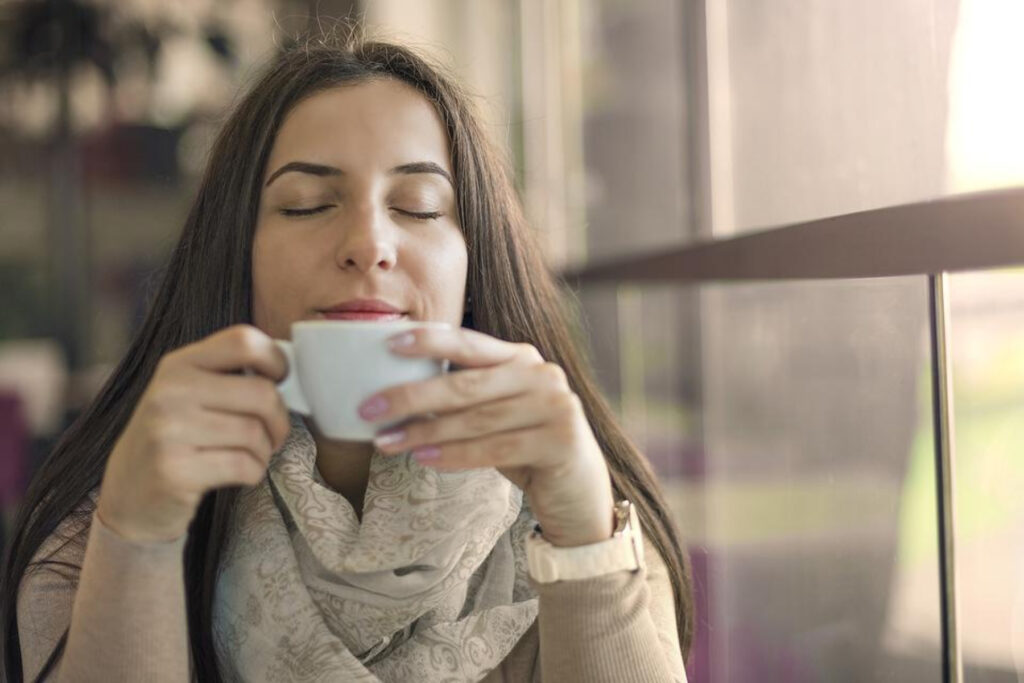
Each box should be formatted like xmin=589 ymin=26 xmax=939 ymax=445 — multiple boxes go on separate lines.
xmin=278 ymin=206 xmax=443 ymax=220
xmin=394 ymin=209 xmax=443 ymax=220
xmin=280 ymin=205 xmax=333 ymax=217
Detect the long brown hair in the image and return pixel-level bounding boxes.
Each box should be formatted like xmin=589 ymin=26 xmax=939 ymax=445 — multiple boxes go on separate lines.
xmin=1 ymin=35 xmax=694 ymax=681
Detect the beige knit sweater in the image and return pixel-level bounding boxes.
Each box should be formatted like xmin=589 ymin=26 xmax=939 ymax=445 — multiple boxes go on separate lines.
xmin=17 ymin=495 xmax=687 ymax=682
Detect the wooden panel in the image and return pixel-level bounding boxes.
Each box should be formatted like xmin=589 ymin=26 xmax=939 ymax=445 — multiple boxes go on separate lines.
xmin=561 ymin=187 xmax=1024 ymax=284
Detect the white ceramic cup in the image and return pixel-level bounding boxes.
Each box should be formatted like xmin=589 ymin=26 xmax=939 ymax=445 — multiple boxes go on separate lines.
xmin=274 ymin=320 xmax=450 ymax=441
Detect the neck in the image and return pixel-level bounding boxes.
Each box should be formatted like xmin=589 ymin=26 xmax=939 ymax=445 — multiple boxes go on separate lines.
xmin=305 ymin=418 xmax=375 ymax=520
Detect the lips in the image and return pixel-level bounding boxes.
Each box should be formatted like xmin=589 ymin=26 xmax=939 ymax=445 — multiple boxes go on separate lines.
xmin=319 ymin=298 xmax=408 ymax=321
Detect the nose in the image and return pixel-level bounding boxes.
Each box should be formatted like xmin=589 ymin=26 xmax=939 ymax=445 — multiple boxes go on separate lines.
xmin=334 ymin=202 xmax=397 ymax=273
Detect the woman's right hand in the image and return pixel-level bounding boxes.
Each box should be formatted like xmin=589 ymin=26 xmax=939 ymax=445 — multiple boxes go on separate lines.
xmin=96 ymin=324 xmax=292 ymax=543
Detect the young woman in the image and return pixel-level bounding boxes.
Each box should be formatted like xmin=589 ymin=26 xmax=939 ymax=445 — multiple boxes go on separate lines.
xmin=2 ymin=36 xmax=693 ymax=682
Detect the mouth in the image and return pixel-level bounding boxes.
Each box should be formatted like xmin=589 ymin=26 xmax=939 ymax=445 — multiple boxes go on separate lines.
xmin=317 ymin=298 xmax=410 ymax=322
xmin=319 ymin=311 xmax=409 ymax=321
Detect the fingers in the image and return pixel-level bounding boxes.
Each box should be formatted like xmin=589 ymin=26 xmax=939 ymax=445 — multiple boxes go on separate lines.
xmin=141 ymin=410 xmax=278 ymax=495
xmin=403 ymin=428 xmax=552 ymax=472
xmin=373 ymin=392 xmax=552 ymax=453
xmin=185 ymin=410 xmax=277 ymax=465
xmin=176 ymin=449 xmax=268 ymax=490
xmin=174 ymin=324 xmax=287 ymax=381
xmin=363 ymin=358 xmax=568 ymax=424
xmin=161 ymin=411 xmax=280 ymax=494
xmin=188 ymin=373 xmax=291 ymax=449
xmin=388 ymin=326 xmax=535 ymax=369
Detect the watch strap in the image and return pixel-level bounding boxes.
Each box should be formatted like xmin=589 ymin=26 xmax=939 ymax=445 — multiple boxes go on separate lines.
xmin=525 ymin=500 xmax=644 ymax=583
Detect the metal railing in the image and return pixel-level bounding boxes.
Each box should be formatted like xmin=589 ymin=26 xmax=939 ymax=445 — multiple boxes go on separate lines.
xmin=560 ymin=185 xmax=1024 ymax=683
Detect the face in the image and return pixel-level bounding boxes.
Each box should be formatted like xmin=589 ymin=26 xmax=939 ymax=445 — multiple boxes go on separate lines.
xmin=251 ymin=78 xmax=467 ymax=339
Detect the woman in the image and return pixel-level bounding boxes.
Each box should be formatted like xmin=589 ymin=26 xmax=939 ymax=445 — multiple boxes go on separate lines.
xmin=2 ymin=36 xmax=693 ymax=682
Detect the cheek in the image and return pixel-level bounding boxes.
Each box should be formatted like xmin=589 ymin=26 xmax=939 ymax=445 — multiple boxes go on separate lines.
xmin=250 ymin=229 xmax=309 ymax=334
xmin=413 ymin=234 xmax=468 ymax=313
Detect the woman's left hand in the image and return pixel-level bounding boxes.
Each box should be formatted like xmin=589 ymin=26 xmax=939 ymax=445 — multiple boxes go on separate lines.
xmin=360 ymin=326 xmax=616 ymax=547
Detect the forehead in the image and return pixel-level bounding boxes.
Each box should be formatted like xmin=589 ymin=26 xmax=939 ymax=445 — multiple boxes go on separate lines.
xmin=267 ymin=78 xmax=452 ymax=175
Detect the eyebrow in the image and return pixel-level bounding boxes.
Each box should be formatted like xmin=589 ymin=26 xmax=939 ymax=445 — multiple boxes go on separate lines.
xmin=264 ymin=160 xmax=453 ymax=187
xmin=390 ymin=161 xmax=453 ymax=186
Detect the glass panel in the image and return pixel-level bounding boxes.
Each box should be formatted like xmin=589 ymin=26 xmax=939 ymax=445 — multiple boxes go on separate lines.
xmin=949 ymin=270 xmax=1024 ymax=682
xmin=946 ymin=2 xmax=1024 ymax=194
xmin=718 ymin=1 xmax=960 ymax=233
xmin=577 ymin=0 xmax=694 ymax=261
xmin=578 ymin=277 xmax=944 ymax=682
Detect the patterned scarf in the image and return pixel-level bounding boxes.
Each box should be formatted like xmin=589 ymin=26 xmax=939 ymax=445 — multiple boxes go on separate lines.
xmin=212 ymin=416 xmax=539 ymax=681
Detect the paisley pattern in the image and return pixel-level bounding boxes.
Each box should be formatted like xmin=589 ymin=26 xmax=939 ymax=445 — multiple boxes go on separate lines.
xmin=212 ymin=416 xmax=539 ymax=682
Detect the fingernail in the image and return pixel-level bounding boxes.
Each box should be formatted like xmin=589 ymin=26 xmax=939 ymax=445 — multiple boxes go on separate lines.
xmin=358 ymin=395 xmax=390 ymax=420
xmin=373 ymin=429 xmax=405 ymax=448
xmin=412 ymin=446 xmax=441 ymax=462
xmin=388 ymin=332 xmax=416 ymax=349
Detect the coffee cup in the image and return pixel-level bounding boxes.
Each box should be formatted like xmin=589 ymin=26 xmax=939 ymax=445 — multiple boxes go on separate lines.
xmin=274 ymin=320 xmax=449 ymax=441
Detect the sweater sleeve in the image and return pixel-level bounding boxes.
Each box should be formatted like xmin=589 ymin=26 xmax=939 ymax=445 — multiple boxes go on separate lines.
xmin=17 ymin=507 xmax=191 ymax=682
xmin=532 ymin=535 xmax=688 ymax=682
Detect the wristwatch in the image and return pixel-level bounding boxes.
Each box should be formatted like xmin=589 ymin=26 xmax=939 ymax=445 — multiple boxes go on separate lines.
xmin=525 ymin=499 xmax=645 ymax=583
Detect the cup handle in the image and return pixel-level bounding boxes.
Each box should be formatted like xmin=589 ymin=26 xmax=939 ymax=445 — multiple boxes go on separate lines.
xmin=274 ymin=340 xmax=312 ymax=415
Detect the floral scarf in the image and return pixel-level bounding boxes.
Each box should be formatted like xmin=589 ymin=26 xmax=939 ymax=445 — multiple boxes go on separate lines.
xmin=211 ymin=416 xmax=539 ymax=681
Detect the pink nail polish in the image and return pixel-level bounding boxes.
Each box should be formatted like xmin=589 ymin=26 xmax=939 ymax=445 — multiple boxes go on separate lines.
xmin=374 ymin=430 xmax=405 ymax=448
xmin=389 ymin=332 xmax=416 ymax=349
xmin=412 ymin=446 xmax=441 ymax=462
xmin=358 ymin=395 xmax=390 ymax=420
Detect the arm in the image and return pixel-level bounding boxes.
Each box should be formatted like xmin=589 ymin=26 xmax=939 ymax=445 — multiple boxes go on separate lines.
xmin=534 ymin=536 xmax=687 ymax=683
xmin=17 ymin=510 xmax=190 ymax=682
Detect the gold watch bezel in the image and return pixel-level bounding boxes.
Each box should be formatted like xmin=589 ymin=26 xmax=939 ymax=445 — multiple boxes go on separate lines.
xmin=611 ymin=499 xmax=632 ymax=536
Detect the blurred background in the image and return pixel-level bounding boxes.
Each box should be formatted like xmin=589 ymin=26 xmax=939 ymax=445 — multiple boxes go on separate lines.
xmin=1 ymin=0 xmax=1023 ymax=681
